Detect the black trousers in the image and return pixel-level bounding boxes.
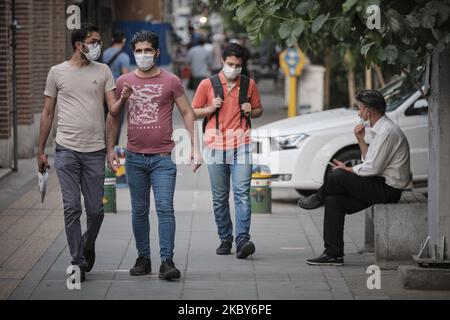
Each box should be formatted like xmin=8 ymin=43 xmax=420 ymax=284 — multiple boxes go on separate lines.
xmin=317 ymin=169 xmax=402 ymax=257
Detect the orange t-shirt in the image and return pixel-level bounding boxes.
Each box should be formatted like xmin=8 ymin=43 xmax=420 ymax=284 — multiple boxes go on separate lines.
xmin=192 ymin=71 xmax=262 ymax=150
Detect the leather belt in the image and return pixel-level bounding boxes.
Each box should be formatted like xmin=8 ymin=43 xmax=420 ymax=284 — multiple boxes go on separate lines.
xmin=136 ymin=152 xmax=171 ymax=157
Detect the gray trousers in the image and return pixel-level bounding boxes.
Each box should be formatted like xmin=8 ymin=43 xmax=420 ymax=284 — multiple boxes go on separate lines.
xmin=54 ymin=143 xmax=106 ymax=264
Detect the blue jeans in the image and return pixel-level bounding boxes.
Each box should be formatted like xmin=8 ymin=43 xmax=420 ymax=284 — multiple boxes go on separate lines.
xmin=205 ymin=144 xmax=253 ymax=247
xmin=125 ymin=151 xmax=177 ymax=261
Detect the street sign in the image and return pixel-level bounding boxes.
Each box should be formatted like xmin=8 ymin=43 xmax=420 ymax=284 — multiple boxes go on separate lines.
xmin=279 ymin=46 xmax=306 ymax=117
xmin=280 ymin=46 xmax=306 ymax=77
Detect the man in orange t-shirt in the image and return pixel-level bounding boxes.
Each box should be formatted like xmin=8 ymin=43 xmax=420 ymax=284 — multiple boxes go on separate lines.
xmin=192 ymin=43 xmax=263 ymax=259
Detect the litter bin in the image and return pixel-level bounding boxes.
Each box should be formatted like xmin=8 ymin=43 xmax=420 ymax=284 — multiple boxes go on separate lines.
xmin=250 ymin=172 xmax=272 ymax=214
xmin=114 ymin=146 xmax=128 ymax=187
xmin=104 ymin=166 xmax=117 ymax=213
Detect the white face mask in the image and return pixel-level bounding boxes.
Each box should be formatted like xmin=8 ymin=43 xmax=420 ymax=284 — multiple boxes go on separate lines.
xmin=359 ymin=108 xmax=371 ymax=128
xmin=223 ymin=64 xmax=242 ymax=80
xmin=81 ymin=43 xmax=101 ymax=61
xmin=134 ymin=53 xmax=155 ymax=71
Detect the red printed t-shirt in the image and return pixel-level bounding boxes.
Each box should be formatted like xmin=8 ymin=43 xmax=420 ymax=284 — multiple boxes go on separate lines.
xmin=116 ymin=69 xmax=184 ymax=154
xmin=192 ymin=71 xmax=262 ymax=150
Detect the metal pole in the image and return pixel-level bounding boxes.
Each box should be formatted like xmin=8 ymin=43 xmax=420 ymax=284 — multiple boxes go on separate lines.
xmin=11 ymin=0 xmax=18 ymax=172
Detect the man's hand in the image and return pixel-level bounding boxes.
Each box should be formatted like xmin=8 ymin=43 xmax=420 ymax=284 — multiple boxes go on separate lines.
xmin=120 ymin=84 xmax=133 ymax=101
xmin=190 ymin=149 xmax=202 ymax=173
xmin=241 ymin=102 xmax=252 ymax=115
xmin=209 ymin=96 xmax=223 ymax=113
xmin=354 ymin=123 xmax=366 ymax=142
xmin=107 ymin=149 xmax=120 ymax=173
xmin=37 ymin=153 xmax=50 ymax=173
xmin=332 ymin=159 xmax=354 ymax=173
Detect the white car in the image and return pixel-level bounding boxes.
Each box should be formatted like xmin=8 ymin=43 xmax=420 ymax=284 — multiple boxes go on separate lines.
xmin=252 ymin=77 xmax=428 ymax=196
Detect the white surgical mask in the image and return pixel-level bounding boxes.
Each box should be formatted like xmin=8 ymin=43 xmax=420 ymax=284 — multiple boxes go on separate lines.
xmin=223 ymin=64 xmax=242 ymax=80
xmin=359 ymin=108 xmax=371 ymax=128
xmin=359 ymin=117 xmax=371 ymax=128
xmin=81 ymin=43 xmax=101 ymax=61
xmin=134 ymin=53 xmax=155 ymax=71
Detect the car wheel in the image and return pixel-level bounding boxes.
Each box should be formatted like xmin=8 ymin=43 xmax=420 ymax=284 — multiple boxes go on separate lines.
xmin=296 ymin=149 xmax=361 ymax=197
xmin=325 ymin=148 xmax=362 ymax=177
xmin=296 ymin=189 xmax=316 ymax=197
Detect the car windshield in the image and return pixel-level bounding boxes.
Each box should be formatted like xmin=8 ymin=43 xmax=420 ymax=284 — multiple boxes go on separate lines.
xmin=381 ymin=76 xmax=416 ymax=112
xmin=347 ymin=66 xmax=425 ymax=112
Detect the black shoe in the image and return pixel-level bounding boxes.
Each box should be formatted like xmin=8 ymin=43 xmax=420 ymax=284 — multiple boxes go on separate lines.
xmin=306 ymin=253 xmax=344 ymax=266
xmin=159 ymin=259 xmax=181 ymax=280
xmin=216 ymin=240 xmax=232 ymax=255
xmin=71 ymin=261 xmax=87 ymax=282
xmin=84 ymin=247 xmax=95 ymax=272
xmin=298 ymin=193 xmax=324 ymax=210
xmin=236 ymin=240 xmax=255 ymax=259
xmin=130 ymin=256 xmax=151 ymax=276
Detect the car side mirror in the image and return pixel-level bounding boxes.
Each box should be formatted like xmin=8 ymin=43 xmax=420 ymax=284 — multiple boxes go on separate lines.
xmin=406 ymin=98 xmax=428 ymax=116
xmin=413 ymin=99 xmax=428 ymax=109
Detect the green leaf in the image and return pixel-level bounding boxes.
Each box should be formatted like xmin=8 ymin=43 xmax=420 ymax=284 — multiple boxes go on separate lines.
xmin=421 ymin=12 xmax=436 ymax=29
xmin=236 ymin=1 xmax=257 ymax=23
xmin=261 ymin=17 xmax=274 ymax=34
xmin=311 ymin=13 xmax=329 ymax=33
xmin=293 ymin=18 xmax=305 ymax=37
xmin=445 ymin=33 xmax=450 ymax=45
xmin=295 ymin=0 xmax=315 ymax=15
xmin=308 ymin=1 xmax=321 ymax=20
xmin=279 ymin=21 xmax=293 ymax=39
xmin=279 ymin=18 xmax=305 ymax=45
xmin=399 ymin=49 xmax=418 ymax=66
xmin=364 ymin=43 xmax=378 ymax=67
xmin=266 ymin=2 xmax=283 ymax=15
xmin=385 ymin=9 xmax=402 ymax=33
xmin=377 ymin=48 xmax=387 ymax=62
xmin=384 ymin=45 xmax=398 ymax=64
xmin=361 ymin=42 xmax=375 ymax=56
xmin=333 ymin=17 xmax=350 ymax=40
xmin=342 ymin=0 xmax=359 ymax=13
xmin=405 ymin=15 xmax=419 ymax=28
xmin=435 ymin=2 xmax=450 ymax=25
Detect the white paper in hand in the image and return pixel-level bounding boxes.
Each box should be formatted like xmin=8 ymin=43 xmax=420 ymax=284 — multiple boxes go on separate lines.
xmin=38 ymin=170 xmax=48 ymax=204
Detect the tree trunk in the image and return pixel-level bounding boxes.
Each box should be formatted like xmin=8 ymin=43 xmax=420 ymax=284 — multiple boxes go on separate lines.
xmin=344 ymin=49 xmax=356 ymax=107
xmin=365 ymin=66 xmax=373 ymax=90
xmin=347 ymin=69 xmax=356 ymax=107
xmin=427 ymin=43 xmax=450 ymax=260
xmin=373 ymin=64 xmax=385 ymax=88
xmin=324 ymin=53 xmax=332 ymax=109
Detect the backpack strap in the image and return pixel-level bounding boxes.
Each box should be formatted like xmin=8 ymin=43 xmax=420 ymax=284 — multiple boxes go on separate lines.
xmin=202 ymin=74 xmax=224 ymax=133
xmin=238 ymin=75 xmax=252 ymax=129
xmin=104 ymin=49 xmax=123 ymax=67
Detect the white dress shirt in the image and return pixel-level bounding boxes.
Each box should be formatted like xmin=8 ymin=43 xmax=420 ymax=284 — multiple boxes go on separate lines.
xmin=352 ymin=115 xmax=411 ymax=189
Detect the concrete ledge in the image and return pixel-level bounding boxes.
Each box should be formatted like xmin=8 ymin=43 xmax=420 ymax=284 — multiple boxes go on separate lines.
xmin=398 ymin=265 xmax=450 ymax=290
xmin=374 ymin=201 xmax=427 ymax=269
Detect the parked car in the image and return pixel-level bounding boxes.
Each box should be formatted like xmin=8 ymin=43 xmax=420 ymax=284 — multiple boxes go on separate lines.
xmin=251 ymin=76 xmax=428 ymax=196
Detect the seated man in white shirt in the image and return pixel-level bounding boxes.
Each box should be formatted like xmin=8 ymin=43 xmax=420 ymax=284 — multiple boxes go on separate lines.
xmin=298 ymin=90 xmax=411 ymax=266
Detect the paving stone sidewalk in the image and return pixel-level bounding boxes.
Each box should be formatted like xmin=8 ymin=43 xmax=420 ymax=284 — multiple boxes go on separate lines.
xmin=1 ymin=81 xmax=449 ymax=300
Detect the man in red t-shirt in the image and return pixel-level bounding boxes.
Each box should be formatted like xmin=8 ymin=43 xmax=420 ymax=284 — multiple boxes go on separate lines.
xmin=192 ymin=43 xmax=263 ymax=259
xmin=106 ymin=31 xmax=200 ymax=280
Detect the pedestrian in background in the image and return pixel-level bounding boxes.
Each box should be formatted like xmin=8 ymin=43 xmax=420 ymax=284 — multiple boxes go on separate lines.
xmin=102 ymin=31 xmax=131 ymax=146
xmin=186 ymin=37 xmax=212 ymax=91
xmin=38 ymin=23 xmax=116 ymax=282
